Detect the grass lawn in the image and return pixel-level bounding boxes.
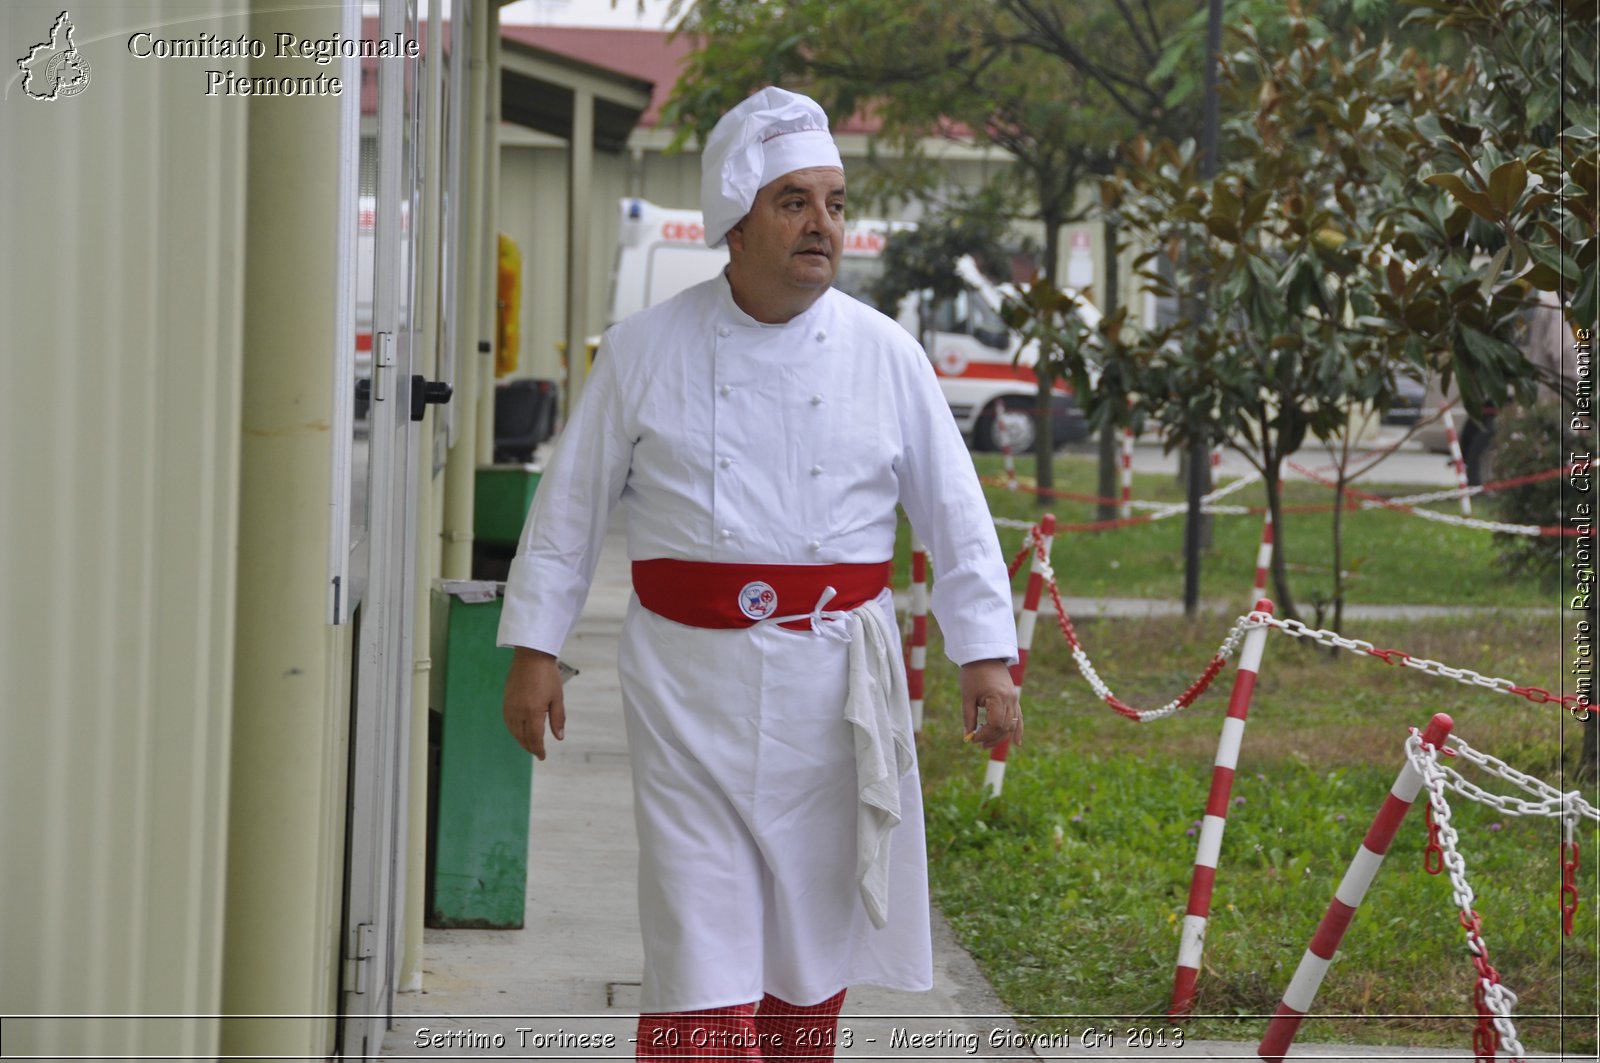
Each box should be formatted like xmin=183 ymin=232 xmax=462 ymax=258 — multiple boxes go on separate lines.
xmin=899 ymin=453 xmax=1595 ymax=1053
xmin=924 ymin=451 xmax=1561 ymax=610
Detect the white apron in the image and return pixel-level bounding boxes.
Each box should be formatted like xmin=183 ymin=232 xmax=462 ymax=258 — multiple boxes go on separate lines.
xmin=621 ymin=590 xmax=929 ymax=1011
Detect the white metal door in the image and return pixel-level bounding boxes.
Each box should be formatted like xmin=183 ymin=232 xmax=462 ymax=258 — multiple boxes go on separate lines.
xmin=339 ymin=0 xmax=424 ymax=1056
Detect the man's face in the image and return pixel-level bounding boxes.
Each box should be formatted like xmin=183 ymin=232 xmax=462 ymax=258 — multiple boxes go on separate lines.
xmin=727 ymin=167 xmax=846 ymax=296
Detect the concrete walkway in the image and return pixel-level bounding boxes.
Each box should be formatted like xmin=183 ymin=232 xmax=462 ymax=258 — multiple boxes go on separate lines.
xmin=373 ymin=515 xmax=1564 ymax=1063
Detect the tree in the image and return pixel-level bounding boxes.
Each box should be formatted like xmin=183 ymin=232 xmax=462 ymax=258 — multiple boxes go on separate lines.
xmin=1378 ymin=0 xmax=1597 ymax=404
xmin=998 ymin=0 xmax=1475 ymax=524
xmin=1387 ymin=0 xmax=1597 ymax=775
xmin=1095 ymin=18 xmax=1469 ymax=621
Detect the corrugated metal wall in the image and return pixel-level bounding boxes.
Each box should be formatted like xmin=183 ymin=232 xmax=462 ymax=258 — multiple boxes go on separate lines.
xmin=501 ymin=141 xmax=629 ymax=383
xmin=0 ymin=0 xmax=249 ymax=1056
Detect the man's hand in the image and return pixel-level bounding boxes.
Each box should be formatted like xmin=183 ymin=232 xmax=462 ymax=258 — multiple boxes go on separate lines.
xmin=960 ymin=658 xmax=1020 ymax=749
xmin=503 ymin=647 xmax=566 ymax=760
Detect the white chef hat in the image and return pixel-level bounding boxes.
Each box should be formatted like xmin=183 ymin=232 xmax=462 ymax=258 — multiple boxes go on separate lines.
xmin=699 ymin=87 xmax=843 ymax=248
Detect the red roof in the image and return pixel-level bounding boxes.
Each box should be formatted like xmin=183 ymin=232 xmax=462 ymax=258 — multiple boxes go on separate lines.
xmin=500 ymin=26 xmax=690 ymax=129
xmin=499 ymin=25 xmax=883 ymax=134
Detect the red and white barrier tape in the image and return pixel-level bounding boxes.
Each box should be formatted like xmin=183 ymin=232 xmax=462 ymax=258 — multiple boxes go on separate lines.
xmin=986 ymin=444 xmax=1567 ymax=500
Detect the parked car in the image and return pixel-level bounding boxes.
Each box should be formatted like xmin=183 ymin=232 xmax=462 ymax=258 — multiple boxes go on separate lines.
xmin=1382 ymin=371 xmax=1428 ymax=426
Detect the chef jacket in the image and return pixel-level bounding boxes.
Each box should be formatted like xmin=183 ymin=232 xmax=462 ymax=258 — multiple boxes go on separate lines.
xmin=498 ymin=272 xmax=1019 ymax=1010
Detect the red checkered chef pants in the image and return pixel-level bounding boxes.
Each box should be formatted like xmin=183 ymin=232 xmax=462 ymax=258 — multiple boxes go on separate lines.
xmin=637 ymin=989 xmax=848 ymax=1062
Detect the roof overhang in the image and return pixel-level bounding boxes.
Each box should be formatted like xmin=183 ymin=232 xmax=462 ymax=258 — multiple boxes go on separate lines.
xmin=499 ymin=38 xmax=652 ymax=152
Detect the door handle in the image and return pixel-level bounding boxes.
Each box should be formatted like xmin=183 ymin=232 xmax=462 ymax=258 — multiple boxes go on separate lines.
xmin=410 ymin=376 xmax=453 ymax=422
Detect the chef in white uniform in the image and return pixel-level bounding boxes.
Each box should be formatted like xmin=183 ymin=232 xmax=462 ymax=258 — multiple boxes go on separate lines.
xmin=499 ymin=87 xmax=1021 ymax=1061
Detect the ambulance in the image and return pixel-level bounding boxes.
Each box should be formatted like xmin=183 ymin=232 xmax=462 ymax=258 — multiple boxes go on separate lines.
xmin=608 ymin=199 xmax=1093 ymax=451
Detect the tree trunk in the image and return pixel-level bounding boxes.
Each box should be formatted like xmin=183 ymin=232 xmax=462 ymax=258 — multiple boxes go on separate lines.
xmin=1261 ymin=434 xmax=1299 ymax=622
xmin=1034 ymin=211 xmax=1062 ymax=507
xmin=1331 ymin=467 xmax=1347 ymax=635
xmin=1097 ymin=420 xmax=1117 ymax=522
xmin=1096 ymin=217 xmax=1120 ymax=523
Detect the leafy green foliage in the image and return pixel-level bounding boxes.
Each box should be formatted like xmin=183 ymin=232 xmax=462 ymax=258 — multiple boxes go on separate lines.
xmin=1095 ymin=17 xmax=1443 ymax=618
xmin=1388 ymin=0 xmax=1597 ymax=388
xmin=1490 ymin=403 xmax=1591 ymax=579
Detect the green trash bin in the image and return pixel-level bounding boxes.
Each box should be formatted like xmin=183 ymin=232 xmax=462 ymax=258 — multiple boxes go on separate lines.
xmin=475 ymin=465 xmax=543 ymax=546
xmin=428 ymin=579 xmax=531 ymax=928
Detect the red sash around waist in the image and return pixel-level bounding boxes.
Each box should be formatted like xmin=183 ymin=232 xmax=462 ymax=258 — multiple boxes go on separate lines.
xmin=632 ymin=559 xmax=892 ymax=631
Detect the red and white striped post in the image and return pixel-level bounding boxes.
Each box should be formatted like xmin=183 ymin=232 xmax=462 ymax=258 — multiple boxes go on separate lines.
xmin=1170 ymin=598 xmax=1275 ymax=1018
xmin=1258 ymin=713 xmax=1455 ymax=1061
xmin=1251 ymin=509 xmax=1275 ymax=604
xmin=1441 ymin=405 xmax=1472 ymax=515
xmin=1002 ymin=443 xmax=1019 ymax=492
xmin=985 ymin=514 xmax=1056 ymax=797
xmin=908 ymin=533 xmax=930 ymax=733
xmin=1119 ymin=429 xmax=1134 ymax=519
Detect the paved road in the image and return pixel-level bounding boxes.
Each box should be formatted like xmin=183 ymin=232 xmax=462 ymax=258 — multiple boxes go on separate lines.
xmin=1060 ymin=424 xmax=1463 ymax=490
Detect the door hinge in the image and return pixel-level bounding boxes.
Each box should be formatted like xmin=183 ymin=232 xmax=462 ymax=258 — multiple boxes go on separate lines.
xmin=345 ymin=922 xmax=376 ymax=995
xmin=373 ymin=333 xmax=395 ymax=402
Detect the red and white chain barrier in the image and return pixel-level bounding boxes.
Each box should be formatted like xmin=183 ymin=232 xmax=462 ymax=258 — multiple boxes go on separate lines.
xmin=1417 ymin=731 xmax=1599 ymax=936
xmin=1256 ymin=613 xmax=1592 ymax=720
xmin=1120 ymin=428 xmax=1134 ymax=519
xmin=1170 ymin=599 xmax=1276 ymax=1018
xmin=1038 ymin=552 xmax=1247 ymax=723
xmin=1440 ymin=405 xmax=1473 ymax=515
xmin=1258 ymin=713 xmax=1455 ymax=1061
xmin=1386 ymin=463 xmax=1571 ymax=506
xmin=1284 ymin=460 xmax=1580 ymax=538
xmin=907 ymin=533 xmax=929 ymax=734
xmin=1264 ymin=719 xmax=1600 ymax=1061
xmin=1135 ymin=471 xmax=1261 ymax=521
xmin=993 ymin=512 xmax=1588 ymax=722
xmin=1251 ymin=508 xmax=1274 ymax=605
xmin=1409 ymin=732 xmax=1525 ymax=1062
xmin=984 ymin=514 xmax=1056 ymax=797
